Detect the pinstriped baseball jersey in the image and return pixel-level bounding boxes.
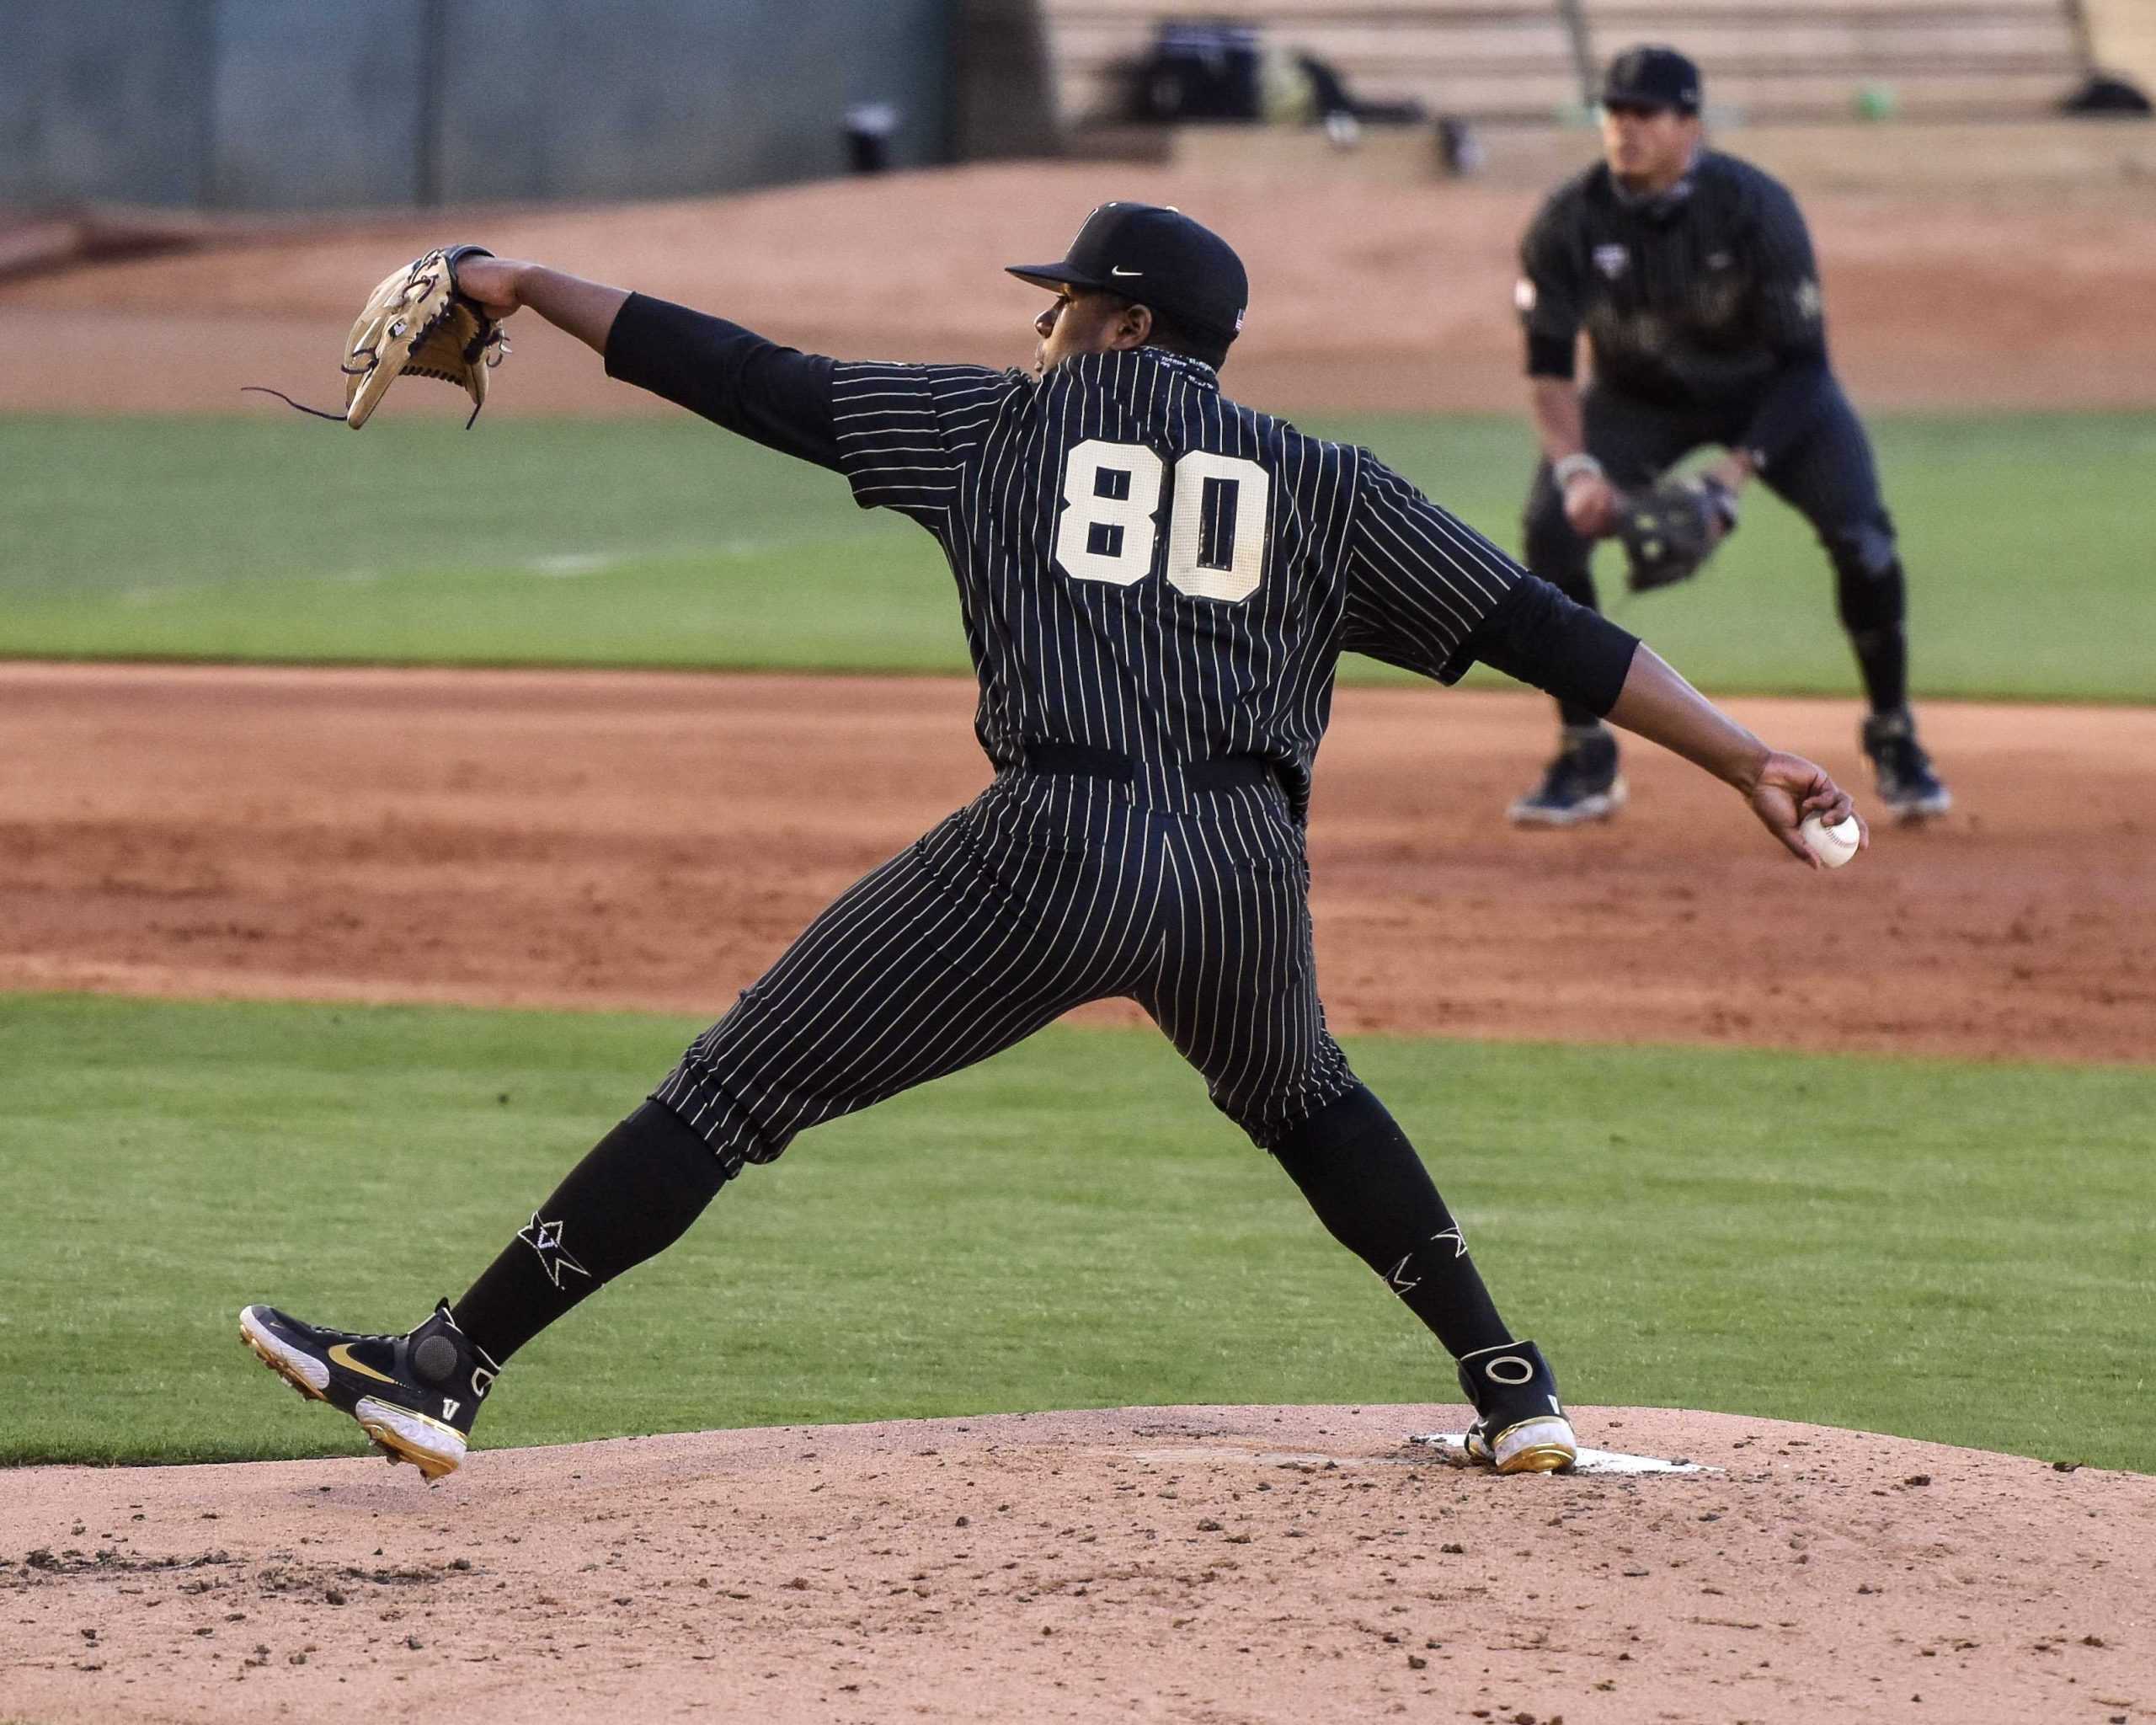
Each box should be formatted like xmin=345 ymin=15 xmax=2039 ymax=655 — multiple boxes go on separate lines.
xmin=650 ymin=342 xmax=1556 ymax=1163
xmin=829 ymin=347 xmax=1526 ymax=821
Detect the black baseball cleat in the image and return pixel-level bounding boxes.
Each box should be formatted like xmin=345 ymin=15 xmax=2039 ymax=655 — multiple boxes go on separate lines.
xmin=239 ymin=1300 xmax=500 ymax=1482
xmin=1508 ymin=725 xmax=1628 ymax=827
xmin=1860 ymin=708 xmax=1952 ymax=822
xmin=1457 ymin=1338 xmax=1577 ymax=1474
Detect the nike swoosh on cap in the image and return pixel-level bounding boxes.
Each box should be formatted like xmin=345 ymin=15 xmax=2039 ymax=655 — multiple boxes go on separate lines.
xmin=1110 ymin=266 xmax=1142 ymax=277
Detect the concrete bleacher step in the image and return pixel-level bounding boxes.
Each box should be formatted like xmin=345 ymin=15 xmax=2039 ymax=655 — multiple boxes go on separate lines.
xmin=1115 ymin=113 xmax=2156 ymax=195
xmin=1041 ymin=0 xmax=2093 ymax=128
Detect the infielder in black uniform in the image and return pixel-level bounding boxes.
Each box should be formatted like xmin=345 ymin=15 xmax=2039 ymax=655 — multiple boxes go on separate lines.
xmin=239 ymin=202 xmax=1862 ymax=1481
xmin=1508 ymin=45 xmax=1952 ymax=827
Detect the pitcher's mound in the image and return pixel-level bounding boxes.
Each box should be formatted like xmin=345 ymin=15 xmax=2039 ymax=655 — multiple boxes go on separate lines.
xmin=4 ymin=1405 xmax=2148 ymax=1723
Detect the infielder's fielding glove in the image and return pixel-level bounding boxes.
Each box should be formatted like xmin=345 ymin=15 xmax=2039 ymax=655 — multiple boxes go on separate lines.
xmin=1618 ymin=473 xmax=1739 ymax=594
xmin=246 ymin=245 xmax=509 ymax=429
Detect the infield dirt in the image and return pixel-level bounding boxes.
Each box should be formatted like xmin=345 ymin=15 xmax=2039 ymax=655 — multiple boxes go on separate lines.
xmin=3 ymin=662 xmax=2149 ymax=1063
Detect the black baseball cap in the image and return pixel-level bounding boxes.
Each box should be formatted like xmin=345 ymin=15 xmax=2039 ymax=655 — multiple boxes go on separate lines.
xmin=1601 ymin=45 xmax=1703 ymax=115
xmin=1006 ymin=201 xmax=1249 ymax=346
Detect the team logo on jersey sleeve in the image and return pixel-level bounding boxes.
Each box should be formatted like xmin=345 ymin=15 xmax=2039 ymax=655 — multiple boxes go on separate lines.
xmin=1593 ymin=244 xmax=1630 ymax=280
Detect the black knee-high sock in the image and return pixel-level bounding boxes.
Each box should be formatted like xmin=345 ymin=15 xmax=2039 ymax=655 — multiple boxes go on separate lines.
xmin=1837 ymin=553 xmax=1910 ymax=715
xmin=1270 ymin=1085 xmax=1512 ymax=1359
xmin=451 ymin=1100 xmax=728 ymax=1365
xmin=1849 ymin=623 xmax=1908 ymax=715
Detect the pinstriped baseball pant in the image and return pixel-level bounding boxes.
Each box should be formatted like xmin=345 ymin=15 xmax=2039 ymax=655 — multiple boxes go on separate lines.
xmin=651 ymin=770 xmax=1360 ymax=1177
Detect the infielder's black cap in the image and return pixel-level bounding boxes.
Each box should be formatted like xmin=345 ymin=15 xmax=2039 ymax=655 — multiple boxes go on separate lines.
xmin=1006 ymin=201 xmax=1249 ymax=346
xmin=1601 ymin=45 xmax=1703 ymax=115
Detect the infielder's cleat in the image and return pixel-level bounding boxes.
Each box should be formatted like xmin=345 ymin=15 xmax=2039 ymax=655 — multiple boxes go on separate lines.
xmin=239 ymin=1300 xmax=500 ymax=1482
xmin=1457 ymin=1338 xmax=1577 ymax=1475
xmin=1508 ymin=726 xmax=1627 ymax=828
xmin=1860 ymin=708 xmax=1951 ymax=822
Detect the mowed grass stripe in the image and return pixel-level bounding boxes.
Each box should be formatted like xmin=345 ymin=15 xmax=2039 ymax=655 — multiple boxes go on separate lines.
xmin=1 ymin=412 xmax=2151 ymax=699
xmin=2 ymin=994 xmax=2148 ymax=1472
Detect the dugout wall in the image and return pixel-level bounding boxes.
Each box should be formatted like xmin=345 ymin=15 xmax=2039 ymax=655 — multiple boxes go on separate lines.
xmin=0 ymin=0 xmax=959 ymax=211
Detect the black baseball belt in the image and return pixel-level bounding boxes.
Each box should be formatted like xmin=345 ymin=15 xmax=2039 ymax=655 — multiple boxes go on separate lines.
xmin=1017 ymin=740 xmax=1283 ymax=795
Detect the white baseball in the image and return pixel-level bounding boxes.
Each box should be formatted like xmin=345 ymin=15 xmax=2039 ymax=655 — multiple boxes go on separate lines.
xmin=1799 ymin=812 xmax=1862 ymax=869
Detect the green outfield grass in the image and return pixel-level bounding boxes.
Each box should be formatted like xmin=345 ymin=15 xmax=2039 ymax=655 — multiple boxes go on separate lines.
xmin=3 ymin=993 xmax=2148 ymax=1473
xmin=3 ymin=411 xmax=2151 ymax=699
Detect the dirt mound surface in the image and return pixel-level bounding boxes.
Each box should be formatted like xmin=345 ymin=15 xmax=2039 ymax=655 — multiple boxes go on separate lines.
xmin=3 ymin=662 xmax=2150 ymax=1063
xmin=5 ymin=162 xmax=2153 ymax=414
xmin=3 ymin=1404 xmax=2148 ymax=1723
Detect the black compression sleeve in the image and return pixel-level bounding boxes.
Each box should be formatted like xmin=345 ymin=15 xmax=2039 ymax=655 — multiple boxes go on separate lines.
xmin=1525 ymin=332 xmax=1577 ymax=380
xmin=603 ymin=293 xmax=841 ymax=470
xmin=1462 ymin=577 xmax=1638 ymax=715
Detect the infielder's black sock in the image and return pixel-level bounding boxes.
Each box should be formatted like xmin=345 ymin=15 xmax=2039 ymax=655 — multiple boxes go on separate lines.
xmin=1836 ymin=553 xmax=1909 ymax=715
xmin=451 ymin=1100 xmax=727 ymax=1365
xmin=1270 ymin=1085 xmax=1512 ymax=1359
xmin=1849 ymin=623 xmax=1908 ymax=716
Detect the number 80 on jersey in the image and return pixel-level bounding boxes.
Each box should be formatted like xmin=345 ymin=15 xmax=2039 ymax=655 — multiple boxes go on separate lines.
xmin=1053 ymin=439 xmax=1271 ymax=603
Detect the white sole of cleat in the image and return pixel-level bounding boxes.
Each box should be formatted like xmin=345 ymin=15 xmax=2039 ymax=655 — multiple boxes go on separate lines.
xmin=354 ymin=1397 xmax=465 ymax=1481
xmin=1507 ymin=777 xmax=1629 ymax=829
xmin=239 ymin=1307 xmax=328 ymax=1397
xmin=1886 ymin=792 xmax=1952 ymax=823
xmin=1491 ymin=1416 xmax=1578 ymax=1474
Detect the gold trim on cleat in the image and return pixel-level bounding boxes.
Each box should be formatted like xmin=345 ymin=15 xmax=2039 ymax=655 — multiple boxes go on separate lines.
xmin=1497 ymin=1443 xmax=1576 ymax=1475
xmin=353 ymin=1397 xmax=466 ymax=1482
xmin=1476 ymin=1413 xmax=1578 ymax=1475
xmin=357 ymin=1418 xmax=459 ymax=1482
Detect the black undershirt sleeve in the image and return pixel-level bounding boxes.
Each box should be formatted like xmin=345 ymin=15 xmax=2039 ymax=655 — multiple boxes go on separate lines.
xmin=1518 ymin=194 xmax=1584 ymax=381
xmin=603 ymin=292 xmax=841 ymax=471
xmin=1459 ymin=576 xmax=1639 ymax=716
xmin=1526 ymin=332 xmax=1577 ymax=381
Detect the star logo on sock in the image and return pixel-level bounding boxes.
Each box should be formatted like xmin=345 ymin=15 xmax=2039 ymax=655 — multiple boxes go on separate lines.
xmin=517 ymin=1212 xmax=591 ymax=1289
xmin=1385 ymin=1226 xmax=1469 ymax=1295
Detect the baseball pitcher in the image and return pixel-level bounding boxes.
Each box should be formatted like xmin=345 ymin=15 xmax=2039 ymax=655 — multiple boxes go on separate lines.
xmin=239 ymin=203 xmax=1863 ymax=1482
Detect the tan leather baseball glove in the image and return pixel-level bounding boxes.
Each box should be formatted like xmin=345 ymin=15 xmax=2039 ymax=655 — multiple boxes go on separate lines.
xmin=247 ymin=244 xmax=509 ymax=428
xmin=344 ymin=245 xmax=509 ymax=428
